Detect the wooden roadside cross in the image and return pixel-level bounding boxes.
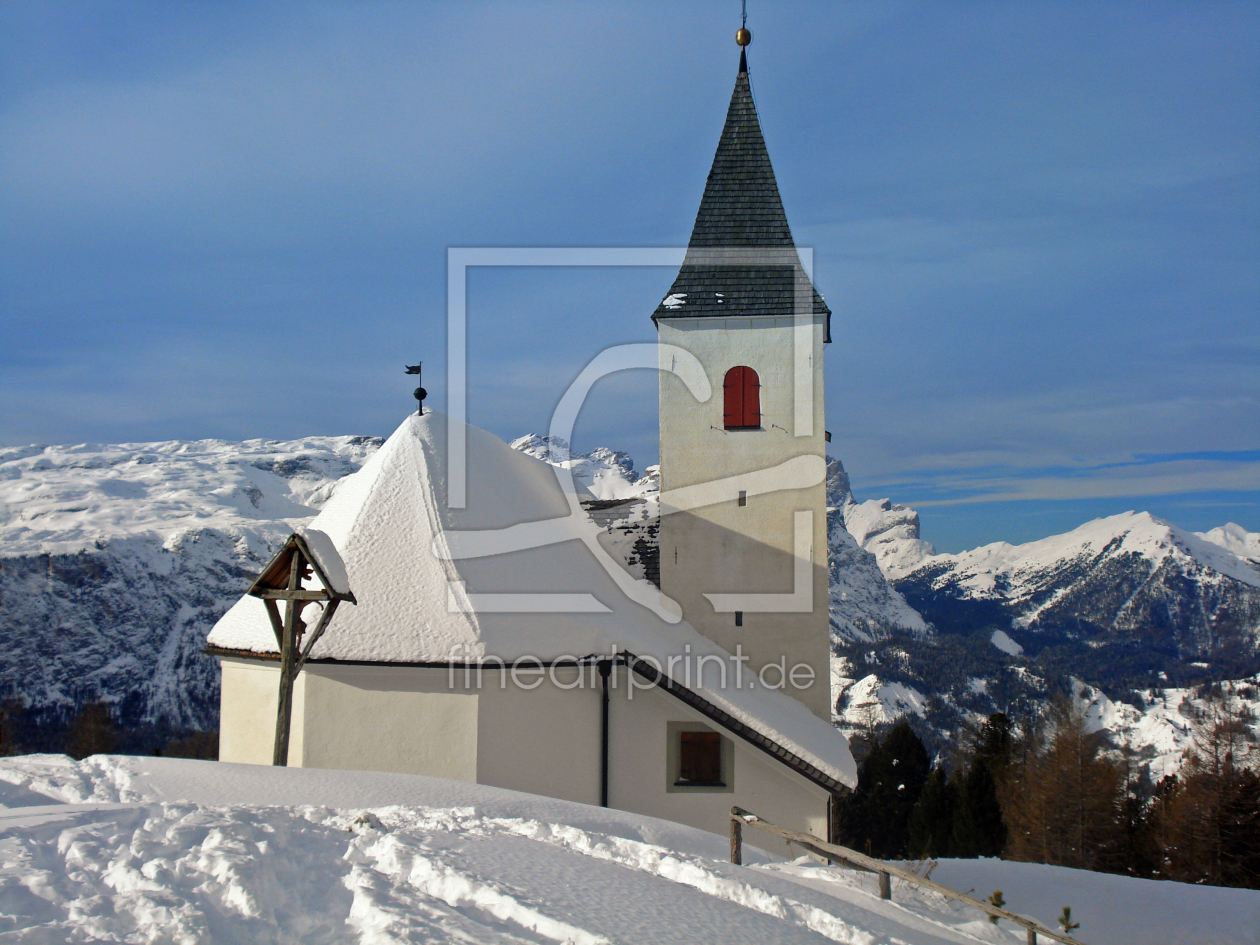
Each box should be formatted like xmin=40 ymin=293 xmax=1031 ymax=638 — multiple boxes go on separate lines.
xmin=246 ymin=533 xmax=356 ymax=766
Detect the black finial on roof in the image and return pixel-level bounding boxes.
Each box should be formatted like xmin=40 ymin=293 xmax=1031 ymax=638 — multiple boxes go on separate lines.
xmin=738 ymin=47 xmax=747 ymax=75
xmin=405 ymin=363 xmax=426 ymax=416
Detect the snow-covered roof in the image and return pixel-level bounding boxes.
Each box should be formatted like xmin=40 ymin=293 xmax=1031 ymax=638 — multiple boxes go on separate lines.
xmin=208 ymin=412 xmax=855 ymax=788
xmin=293 ymin=527 xmax=353 ymax=597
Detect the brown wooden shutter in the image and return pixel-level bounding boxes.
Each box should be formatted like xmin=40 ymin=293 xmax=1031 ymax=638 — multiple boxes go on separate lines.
xmin=723 ymin=366 xmax=761 ymax=429
xmin=679 ymin=731 xmax=723 ymax=784
xmin=741 ymin=367 xmax=760 ymax=427
xmin=723 ymin=367 xmax=744 ymax=428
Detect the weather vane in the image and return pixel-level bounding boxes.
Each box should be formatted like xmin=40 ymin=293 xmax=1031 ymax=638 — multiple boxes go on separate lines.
xmin=404 ymin=363 xmax=426 ymax=416
xmin=737 ymin=0 xmax=751 ymax=47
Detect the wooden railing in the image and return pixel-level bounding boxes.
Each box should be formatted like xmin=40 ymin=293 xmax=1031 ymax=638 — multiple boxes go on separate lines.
xmin=730 ymin=807 xmax=1085 ymax=945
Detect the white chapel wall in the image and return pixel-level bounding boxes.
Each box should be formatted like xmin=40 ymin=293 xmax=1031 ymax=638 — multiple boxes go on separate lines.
xmin=476 ymin=663 xmax=603 ymax=805
xmin=219 ymin=658 xmax=478 ymax=780
xmin=473 ymin=663 xmax=831 ymax=851
xmin=220 ymin=657 xmax=831 ymax=854
xmin=298 ymin=663 xmax=478 ymax=780
xmin=219 ymin=657 xmax=307 ymax=766
xmin=603 ymin=667 xmax=831 ymax=852
xmin=464 ymin=665 xmax=830 ymax=851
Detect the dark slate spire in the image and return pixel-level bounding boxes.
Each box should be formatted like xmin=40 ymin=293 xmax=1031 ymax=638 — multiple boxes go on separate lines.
xmin=653 ymin=53 xmax=831 ymax=341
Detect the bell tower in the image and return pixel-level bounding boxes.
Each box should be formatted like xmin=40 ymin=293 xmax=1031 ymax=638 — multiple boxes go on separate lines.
xmin=654 ymin=36 xmax=832 ymax=719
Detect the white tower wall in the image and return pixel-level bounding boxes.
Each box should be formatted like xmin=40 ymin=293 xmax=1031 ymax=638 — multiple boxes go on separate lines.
xmin=658 ymin=314 xmax=830 ymax=719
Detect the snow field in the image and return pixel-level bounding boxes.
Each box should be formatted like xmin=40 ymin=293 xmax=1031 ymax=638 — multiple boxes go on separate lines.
xmin=508 ymin=436 xmax=652 ymax=502
xmin=833 ymin=674 xmax=930 ymax=729
xmin=930 ymin=857 xmax=1260 ymax=945
xmin=0 ymin=435 xmax=380 ymax=558
xmin=3 ymin=756 xmax=1255 ymax=945
xmin=1197 ymin=524 xmax=1260 ymax=566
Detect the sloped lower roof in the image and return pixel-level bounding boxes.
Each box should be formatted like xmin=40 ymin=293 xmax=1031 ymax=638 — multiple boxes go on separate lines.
xmin=653 ymin=59 xmax=831 ymax=340
xmin=207 ymin=411 xmax=854 ymax=788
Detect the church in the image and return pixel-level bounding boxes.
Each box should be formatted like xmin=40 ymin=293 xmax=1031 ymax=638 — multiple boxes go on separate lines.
xmin=207 ymin=35 xmax=854 ymax=852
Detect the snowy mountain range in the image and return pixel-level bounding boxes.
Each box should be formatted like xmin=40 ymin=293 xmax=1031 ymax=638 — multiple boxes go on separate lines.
xmin=2 ymin=428 xmax=1258 ymax=773
xmin=0 ymin=435 xmax=381 ymax=743
xmin=508 ymin=434 xmax=657 ymax=501
xmin=828 ymin=479 xmax=1260 ymax=763
xmin=895 ymin=511 xmax=1260 ymax=661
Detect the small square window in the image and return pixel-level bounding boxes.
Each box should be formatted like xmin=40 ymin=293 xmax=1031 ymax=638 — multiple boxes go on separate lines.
xmin=667 ymin=723 xmax=733 ymax=793
xmin=677 ymin=731 xmax=724 ymax=786
xmin=737 ymin=490 xmax=747 ymax=506
xmin=734 ymin=611 xmax=743 ymax=627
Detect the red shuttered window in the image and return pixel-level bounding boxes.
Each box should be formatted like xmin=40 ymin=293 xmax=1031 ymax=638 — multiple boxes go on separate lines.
xmin=723 ymin=366 xmax=761 ymax=429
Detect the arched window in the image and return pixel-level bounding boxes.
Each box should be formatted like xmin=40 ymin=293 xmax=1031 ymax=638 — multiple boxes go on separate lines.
xmin=723 ymin=366 xmax=761 ymax=429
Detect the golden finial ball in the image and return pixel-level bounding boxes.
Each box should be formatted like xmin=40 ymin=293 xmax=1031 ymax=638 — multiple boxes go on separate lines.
xmin=736 ymin=28 xmax=752 ymax=47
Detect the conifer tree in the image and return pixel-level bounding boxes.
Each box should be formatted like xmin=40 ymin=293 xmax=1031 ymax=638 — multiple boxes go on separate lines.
xmin=948 ymin=712 xmax=1011 ymax=858
xmin=908 ymin=767 xmax=957 ymax=857
xmin=0 ymin=699 xmax=22 ymax=757
xmin=1151 ymin=686 xmax=1260 ymax=887
xmin=836 ymin=721 xmax=931 ymax=858
xmin=1003 ymin=697 xmax=1122 ymax=870
xmin=972 ymin=712 xmax=1014 ymax=773
xmin=953 ymin=759 xmax=1007 ymax=857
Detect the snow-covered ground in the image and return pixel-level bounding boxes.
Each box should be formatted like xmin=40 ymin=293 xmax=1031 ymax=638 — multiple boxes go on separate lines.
xmin=832 ymin=670 xmax=931 ymax=730
xmin=1 ymin=755 xmax=1255 ymax=945
xmin=929 ymin=858 xmax=1258 ymax=945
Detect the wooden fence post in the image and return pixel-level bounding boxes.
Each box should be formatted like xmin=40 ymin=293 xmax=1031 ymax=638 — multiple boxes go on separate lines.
xmin=730 ymin=806 xmax=1083 ymax=945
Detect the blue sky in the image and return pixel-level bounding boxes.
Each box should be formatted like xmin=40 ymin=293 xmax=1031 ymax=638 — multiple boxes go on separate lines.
xmin=1 ymin=2 xmax=1256 ymax=552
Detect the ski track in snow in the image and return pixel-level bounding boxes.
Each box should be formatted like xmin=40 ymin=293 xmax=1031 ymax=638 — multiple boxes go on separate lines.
xmin=0 ymin=800 xmax=1006 ymax=945
xmin=1 ymin=754 xmax=1256 ymax=944
xmin=0 ymin=756 xmax=1055 ymax=945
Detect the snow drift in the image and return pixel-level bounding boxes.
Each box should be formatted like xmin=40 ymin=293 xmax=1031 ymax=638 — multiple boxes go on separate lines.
xmin=1 ymin=754 xmax=1255 ymax=944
